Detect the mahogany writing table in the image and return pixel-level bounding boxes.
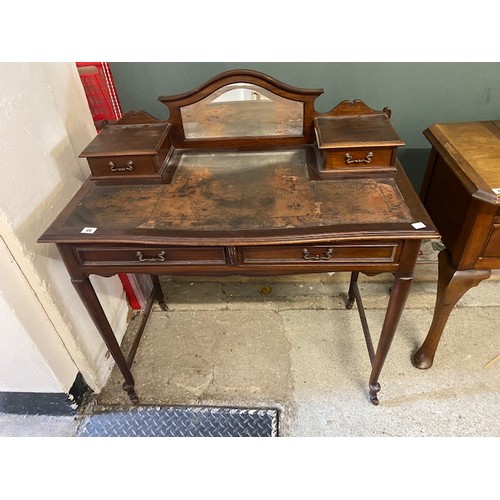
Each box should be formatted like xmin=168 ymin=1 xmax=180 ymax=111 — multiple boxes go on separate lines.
xmin=39 ymin=70 xmax=438 ymax=405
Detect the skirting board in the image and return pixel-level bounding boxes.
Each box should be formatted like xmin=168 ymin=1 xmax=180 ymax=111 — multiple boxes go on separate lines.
xmin=0 ymin=373 xmax=90 ymax=415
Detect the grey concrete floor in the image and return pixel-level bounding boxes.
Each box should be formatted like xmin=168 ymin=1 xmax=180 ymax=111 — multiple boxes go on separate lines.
xmin=1 ymin=242 xmax=499 ymax=437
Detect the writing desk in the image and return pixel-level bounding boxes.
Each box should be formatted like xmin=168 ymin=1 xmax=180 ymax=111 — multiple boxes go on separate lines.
xmin=39 ymin=70 xmax=438 ymax=405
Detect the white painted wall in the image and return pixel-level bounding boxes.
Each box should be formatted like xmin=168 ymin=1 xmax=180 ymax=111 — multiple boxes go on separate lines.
xmin=0 ymin=62 xmax=129 ymax=393
xmin=0 ymin=237 xmax=75 ymax=392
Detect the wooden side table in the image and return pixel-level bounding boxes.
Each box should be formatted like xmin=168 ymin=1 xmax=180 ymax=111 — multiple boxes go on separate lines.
xmin=413 ymin=121 xmax=500 ymax=369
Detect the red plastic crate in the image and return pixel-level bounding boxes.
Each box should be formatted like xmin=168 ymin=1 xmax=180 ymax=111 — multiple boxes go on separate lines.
xmin=76 ymin=62 xmax=122 ymax=126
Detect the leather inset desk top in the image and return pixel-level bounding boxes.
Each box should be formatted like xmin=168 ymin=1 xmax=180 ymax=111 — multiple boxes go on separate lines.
xmin=63 ymin=148 xmax=413 ymax=236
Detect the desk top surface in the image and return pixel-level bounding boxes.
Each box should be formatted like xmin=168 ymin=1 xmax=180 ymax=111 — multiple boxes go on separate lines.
xmin=40 ymin=147 xmax=437 ymax=245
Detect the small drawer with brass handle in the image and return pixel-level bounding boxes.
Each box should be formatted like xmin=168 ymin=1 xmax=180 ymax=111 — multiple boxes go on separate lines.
xmin=85 ymin=154 xmax=158 ymax=178
xmin=79 ymin=120 xmax=173 ymax=183
xmin=313 ymin=114 xmax=404 ymax=176
xmin=320 ymin=147 xmax=396 ymax=172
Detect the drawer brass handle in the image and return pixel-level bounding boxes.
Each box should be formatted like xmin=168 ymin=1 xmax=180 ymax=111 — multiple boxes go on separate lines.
xmin=345 ymin=152 xmax=373 ymax=164
xmin=303 ymin=248 xmax=334 ymax=261
xmin=109 ymin=161 xmax=134 ymax=172
xmin=136 ymin=251 xmax=166 ymax=262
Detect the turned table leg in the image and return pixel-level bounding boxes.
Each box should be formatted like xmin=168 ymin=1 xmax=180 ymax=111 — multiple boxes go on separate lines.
xmin=72 ymin=276 xmax=139 ymax=403
xmin=57 ymin=244 xmax=139 ymax=403
xmin=369 ymin=272 xmax=415 ymax=405
xmin=367 ymin=240 xmax=421 ymax=405
xmin=346 ymin=271 xmax=358 ymax=310
xmin=151 ymin=274 xmax=168 ymax=310
xmin=413 ymin=249 xmax=491 ymax=369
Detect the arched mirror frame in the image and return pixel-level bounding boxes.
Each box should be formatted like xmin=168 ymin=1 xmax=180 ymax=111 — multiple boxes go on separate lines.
xmin=159 ymin=70 xmax=324 ymax=149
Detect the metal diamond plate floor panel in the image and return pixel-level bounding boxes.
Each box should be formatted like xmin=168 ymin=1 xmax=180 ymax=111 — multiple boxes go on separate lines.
xmin=77 ymin=406 xmax=279 ymax=437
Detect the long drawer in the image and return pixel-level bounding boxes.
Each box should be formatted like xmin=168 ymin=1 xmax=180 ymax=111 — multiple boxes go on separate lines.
xmin=76 ymin=246 xmax=227 ymax=266
xmin=238 ymin=242 xmax=401 ymax=265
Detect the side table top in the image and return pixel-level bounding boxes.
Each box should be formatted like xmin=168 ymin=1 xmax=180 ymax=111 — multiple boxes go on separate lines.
xmin=424 ymin=121 xmax=500 ymax=205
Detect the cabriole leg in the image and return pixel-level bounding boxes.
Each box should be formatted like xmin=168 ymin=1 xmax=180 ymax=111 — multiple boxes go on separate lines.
xmin=413 ymin=249 xmax=490 ymax=369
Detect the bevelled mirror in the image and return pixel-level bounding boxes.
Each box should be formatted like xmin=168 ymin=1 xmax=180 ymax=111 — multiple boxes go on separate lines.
xmin=180 ymin=83 xmax=304 ymax=139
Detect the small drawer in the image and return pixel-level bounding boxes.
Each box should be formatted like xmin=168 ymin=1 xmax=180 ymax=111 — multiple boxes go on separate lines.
xmin=86 ymin=155 xmax=158 ymax=178
xmin=76 ymin=246 xmax=227 ymax=266
xmin=314 ymin=113 xmax=404 ymax=176
xmin=321 ymin=146 xmax=396 ymax=171
xmin=239 ymin=242 xmax=401 ymax=265
xmin=80 ymin=120 xmax=172 ymax=183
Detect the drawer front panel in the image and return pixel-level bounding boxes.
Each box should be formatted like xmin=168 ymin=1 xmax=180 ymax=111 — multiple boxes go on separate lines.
xmin=87 ymin=155 xmax=157 ymax=177
xmin=482 ymin=225 xmax=500 ymax=258
xmin=77 ymin=246 xmax=227 ymax=266
xmin=239 ymin=243 xmax=401 ymax=265
xmin=323 ymin=147 xmax=395 ymax=170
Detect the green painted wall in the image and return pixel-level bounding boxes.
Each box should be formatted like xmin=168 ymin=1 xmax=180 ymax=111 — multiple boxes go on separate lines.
xmin=109 ymin=62 xmax=500 ymax=188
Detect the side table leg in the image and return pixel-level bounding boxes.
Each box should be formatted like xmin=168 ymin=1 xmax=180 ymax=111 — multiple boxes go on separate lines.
xmin=412 ymin=249 xmax=490 ymax=369
xmin=72 ymin=276 xmax=139 ymax=404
